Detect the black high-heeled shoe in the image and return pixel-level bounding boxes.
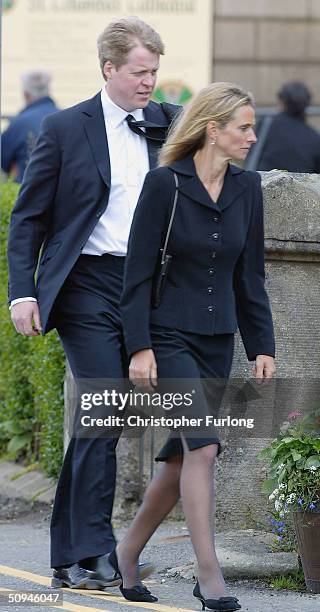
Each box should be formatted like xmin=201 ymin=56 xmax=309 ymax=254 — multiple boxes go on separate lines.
xmin=108 ymin=549 xmax=158 ymax=603
xmin=193 ymin=581 xmax=241 ymax=611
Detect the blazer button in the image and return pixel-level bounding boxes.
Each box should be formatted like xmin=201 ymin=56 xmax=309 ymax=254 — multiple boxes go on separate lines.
xmin=207 ymin=306 xmax=214 ymax=313
xmin=212 ymin=216 xmax=220 ymax=223
xmin=211 ymin=233 xmax=219 ymax=240
xmin=212 ymin=252 xmax=216 ymax=258
xmin=96 ymin=210 xmax=103 ymax=217
xmin=208 ymin=268 xmax=214 ymax=275
xmin=208 ymin=287 xmax=213 ymax=294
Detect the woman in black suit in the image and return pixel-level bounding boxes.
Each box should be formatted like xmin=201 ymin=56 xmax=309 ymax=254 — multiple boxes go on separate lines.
xmin=110 ymin=82 xmax=276 ymax=610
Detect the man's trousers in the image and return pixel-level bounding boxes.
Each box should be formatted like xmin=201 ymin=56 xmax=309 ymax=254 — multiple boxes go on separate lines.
xmin=50 ymin=254 xmax=127 ymax=568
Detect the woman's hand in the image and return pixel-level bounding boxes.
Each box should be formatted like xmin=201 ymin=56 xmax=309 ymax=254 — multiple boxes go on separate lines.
xmin=129 ymin=349 xmax=158 ymax=390
xmin=252 ymin=355 xmax=276 ymax=380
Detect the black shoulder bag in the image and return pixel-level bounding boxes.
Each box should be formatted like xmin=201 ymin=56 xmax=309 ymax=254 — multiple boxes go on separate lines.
xmin=151 ymin=172 xmax=179 ymax=309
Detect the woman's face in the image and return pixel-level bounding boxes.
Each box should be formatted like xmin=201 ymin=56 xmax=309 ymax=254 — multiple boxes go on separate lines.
xmin=213 ymin=104 xmax=257 ymax=161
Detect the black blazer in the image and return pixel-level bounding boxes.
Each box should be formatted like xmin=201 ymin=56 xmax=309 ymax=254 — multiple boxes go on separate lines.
xmin=258 ymin=112 xmax=320 ymax=173
xmin=7 ymin=93 xmax=178 ymax=333
xmin=121 ymin=154 xmax=275 ymax=361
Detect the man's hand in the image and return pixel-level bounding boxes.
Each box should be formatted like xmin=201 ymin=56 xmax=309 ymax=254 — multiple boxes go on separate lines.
xmin=11 ymin=301 xmax=42 ymax=336
xmin=252 ymin=355 xmax=276 ymax=380
xmin=129 ymin=349 xmax=157 ymax=390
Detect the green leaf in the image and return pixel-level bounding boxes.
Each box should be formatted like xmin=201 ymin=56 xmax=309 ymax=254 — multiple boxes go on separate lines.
xmin=7 ymin=435 xmax=31 ymax=455
xmin=2 ymin=420 xmax=25 ymax=435
xmin=261 ymin=478 xmax=278 ymax=494
xmin=291 ymin=451 xmax=302 ymax=462
xmin=278 ymin=469 xmax=287 ymax=483
xmin=258 ymin=447 xmax=272 ymax=459
xmin=304 ymin=456 xmax=320 ymax=469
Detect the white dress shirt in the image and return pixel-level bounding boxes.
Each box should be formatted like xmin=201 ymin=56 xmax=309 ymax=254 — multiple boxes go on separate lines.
xmin=11 ymin=87 xmax=150 ymax=307
xmin=82 ymin=87 xmax=150 ymax=256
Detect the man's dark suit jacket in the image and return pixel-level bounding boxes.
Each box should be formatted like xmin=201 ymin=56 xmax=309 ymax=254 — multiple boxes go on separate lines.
xmin=121 ymin=154 xmax=275 ymax=362
xmin=258 ymin=112 xmax=320 ymax=173
xmin=7 ymin=92 xmax=177 ymax=333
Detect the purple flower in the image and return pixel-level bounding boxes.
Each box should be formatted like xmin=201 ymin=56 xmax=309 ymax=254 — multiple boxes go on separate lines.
xmin=309 ymin=503 xmax=316 ymax=510
xmin=277 ymin=535 xmax=283 ymax=541
xmin=298 ymin=498 xmax=304 ymax=506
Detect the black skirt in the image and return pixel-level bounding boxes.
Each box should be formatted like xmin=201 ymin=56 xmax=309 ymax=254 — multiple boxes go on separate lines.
xmin=150 ymin=325 xmax=234 ymax=461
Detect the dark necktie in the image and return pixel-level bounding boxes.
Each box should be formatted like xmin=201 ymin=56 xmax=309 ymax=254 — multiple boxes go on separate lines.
xmin=125 ymin=114 xmax=168 ymax=143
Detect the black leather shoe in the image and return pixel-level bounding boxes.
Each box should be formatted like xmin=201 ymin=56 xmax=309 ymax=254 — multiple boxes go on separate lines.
xmin=51 ymin=563 xmax=102 ymax=589
xmin=108 ymin=549 xmax=158 ymax=602
xmin=81 ymin=554 xmax=122 ymax=587
xmin=120 ymin=584 xmax=158 ymax=603
xmin=83 ymin=554 xmax=155 ymax=588
xmin=193 ymin=581 xmax=241 ymax=611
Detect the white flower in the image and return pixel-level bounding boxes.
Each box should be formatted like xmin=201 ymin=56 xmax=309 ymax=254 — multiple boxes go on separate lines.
xmin=309 ymin=466 xmax=317 ymax=472
xmin=269 ymin=488 xmax=279 ymax=501
xmin=279 ymin=511 xmax=285 ymax=518
xmin=278 ymin=483 xmax=285 ymax=490
xmin=286 ymin=493 xmax=296 ymax=505
xmin=276 ymin=464 xmax=285 ymax=474
xmin=279 ymin=494 xmax=285 ymax=501
xmin=275 ymin=500 xmax=282 ymax=511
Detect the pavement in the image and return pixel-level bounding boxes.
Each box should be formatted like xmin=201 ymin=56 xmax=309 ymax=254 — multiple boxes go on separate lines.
xmin=0 ymin=460 xmax=319 ymax=612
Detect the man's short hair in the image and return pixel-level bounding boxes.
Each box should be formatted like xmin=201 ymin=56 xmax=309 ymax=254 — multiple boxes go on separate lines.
xmin=97 ymin=16 xmax=165 ymax=79
xmin=278 ymin=81 xmax=311 ymax=119
xmin=21 ymin=70 xmax=51 ymax=101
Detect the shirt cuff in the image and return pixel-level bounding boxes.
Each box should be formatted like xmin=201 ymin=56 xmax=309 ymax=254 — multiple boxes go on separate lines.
xmin=10 ymin=297 xmax=38 ymax=310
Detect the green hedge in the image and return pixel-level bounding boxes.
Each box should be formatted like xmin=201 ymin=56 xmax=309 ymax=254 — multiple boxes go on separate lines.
xmin=0 ymin=182 xmax=64 ymax=479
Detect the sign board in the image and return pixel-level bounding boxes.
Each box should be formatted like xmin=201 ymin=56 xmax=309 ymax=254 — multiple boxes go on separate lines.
xmin=2 ymin=0 xmax=213 ymax=114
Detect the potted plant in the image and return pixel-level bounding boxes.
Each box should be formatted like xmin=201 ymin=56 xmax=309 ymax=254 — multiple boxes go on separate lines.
xmin=259 ymin=409 xmax=320 ymax=593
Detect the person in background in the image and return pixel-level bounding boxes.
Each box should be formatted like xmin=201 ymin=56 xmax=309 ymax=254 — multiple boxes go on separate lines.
xmin=1 ymin=70 xmax=58 ymax=182
xmin=117 ymin=82 xmax=276 ymax=610
xmin=257 ymin=81 xmax=320 ymax=173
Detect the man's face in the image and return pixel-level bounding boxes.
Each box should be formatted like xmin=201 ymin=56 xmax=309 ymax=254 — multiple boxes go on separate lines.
xmin=104 ymin=45 xmax=160 ymax=111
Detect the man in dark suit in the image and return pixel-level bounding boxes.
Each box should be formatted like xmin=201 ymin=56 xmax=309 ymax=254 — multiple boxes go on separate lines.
xmin=8 ymin=16 xmax=179 ymax=589
xmin=257 ymin=81 xmax=320 ymax=173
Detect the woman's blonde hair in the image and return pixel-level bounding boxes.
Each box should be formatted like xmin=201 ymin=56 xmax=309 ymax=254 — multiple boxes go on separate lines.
xmin=158 ymin=82 xmax=254 ymax=166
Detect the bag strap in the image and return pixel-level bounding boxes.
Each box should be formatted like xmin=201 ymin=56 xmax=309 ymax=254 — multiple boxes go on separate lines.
xmin=161 ymin=172 xmax=179 ymax=264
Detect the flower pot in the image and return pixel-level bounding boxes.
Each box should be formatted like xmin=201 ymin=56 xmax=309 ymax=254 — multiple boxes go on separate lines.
xmin=293 ymin=509 xmax=320 ymax=593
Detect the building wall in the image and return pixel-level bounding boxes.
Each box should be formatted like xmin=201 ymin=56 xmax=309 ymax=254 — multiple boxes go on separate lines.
xmin=212 ymin=0 xmax=320 ymax=106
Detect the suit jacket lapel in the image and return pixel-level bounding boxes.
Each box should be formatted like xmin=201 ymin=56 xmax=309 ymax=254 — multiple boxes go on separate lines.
xmin=179 ymin=176 xmax=221 ymax=212
xmin=144 ymin=102 xmax=170 ymax=169
xmin=82 ymin=93 xmax=111 ymax=187
xmin=169 ymin=156 xmax=246 ymax=212
xmin=169 ymin=155 xmax=219 ymax=211
xmin=217 ymin=165 xmax=247 ymax=212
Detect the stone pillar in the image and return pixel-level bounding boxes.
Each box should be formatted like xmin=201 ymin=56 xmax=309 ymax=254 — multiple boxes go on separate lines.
xmin=215 ymin=171 xmax=320 ymax=529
